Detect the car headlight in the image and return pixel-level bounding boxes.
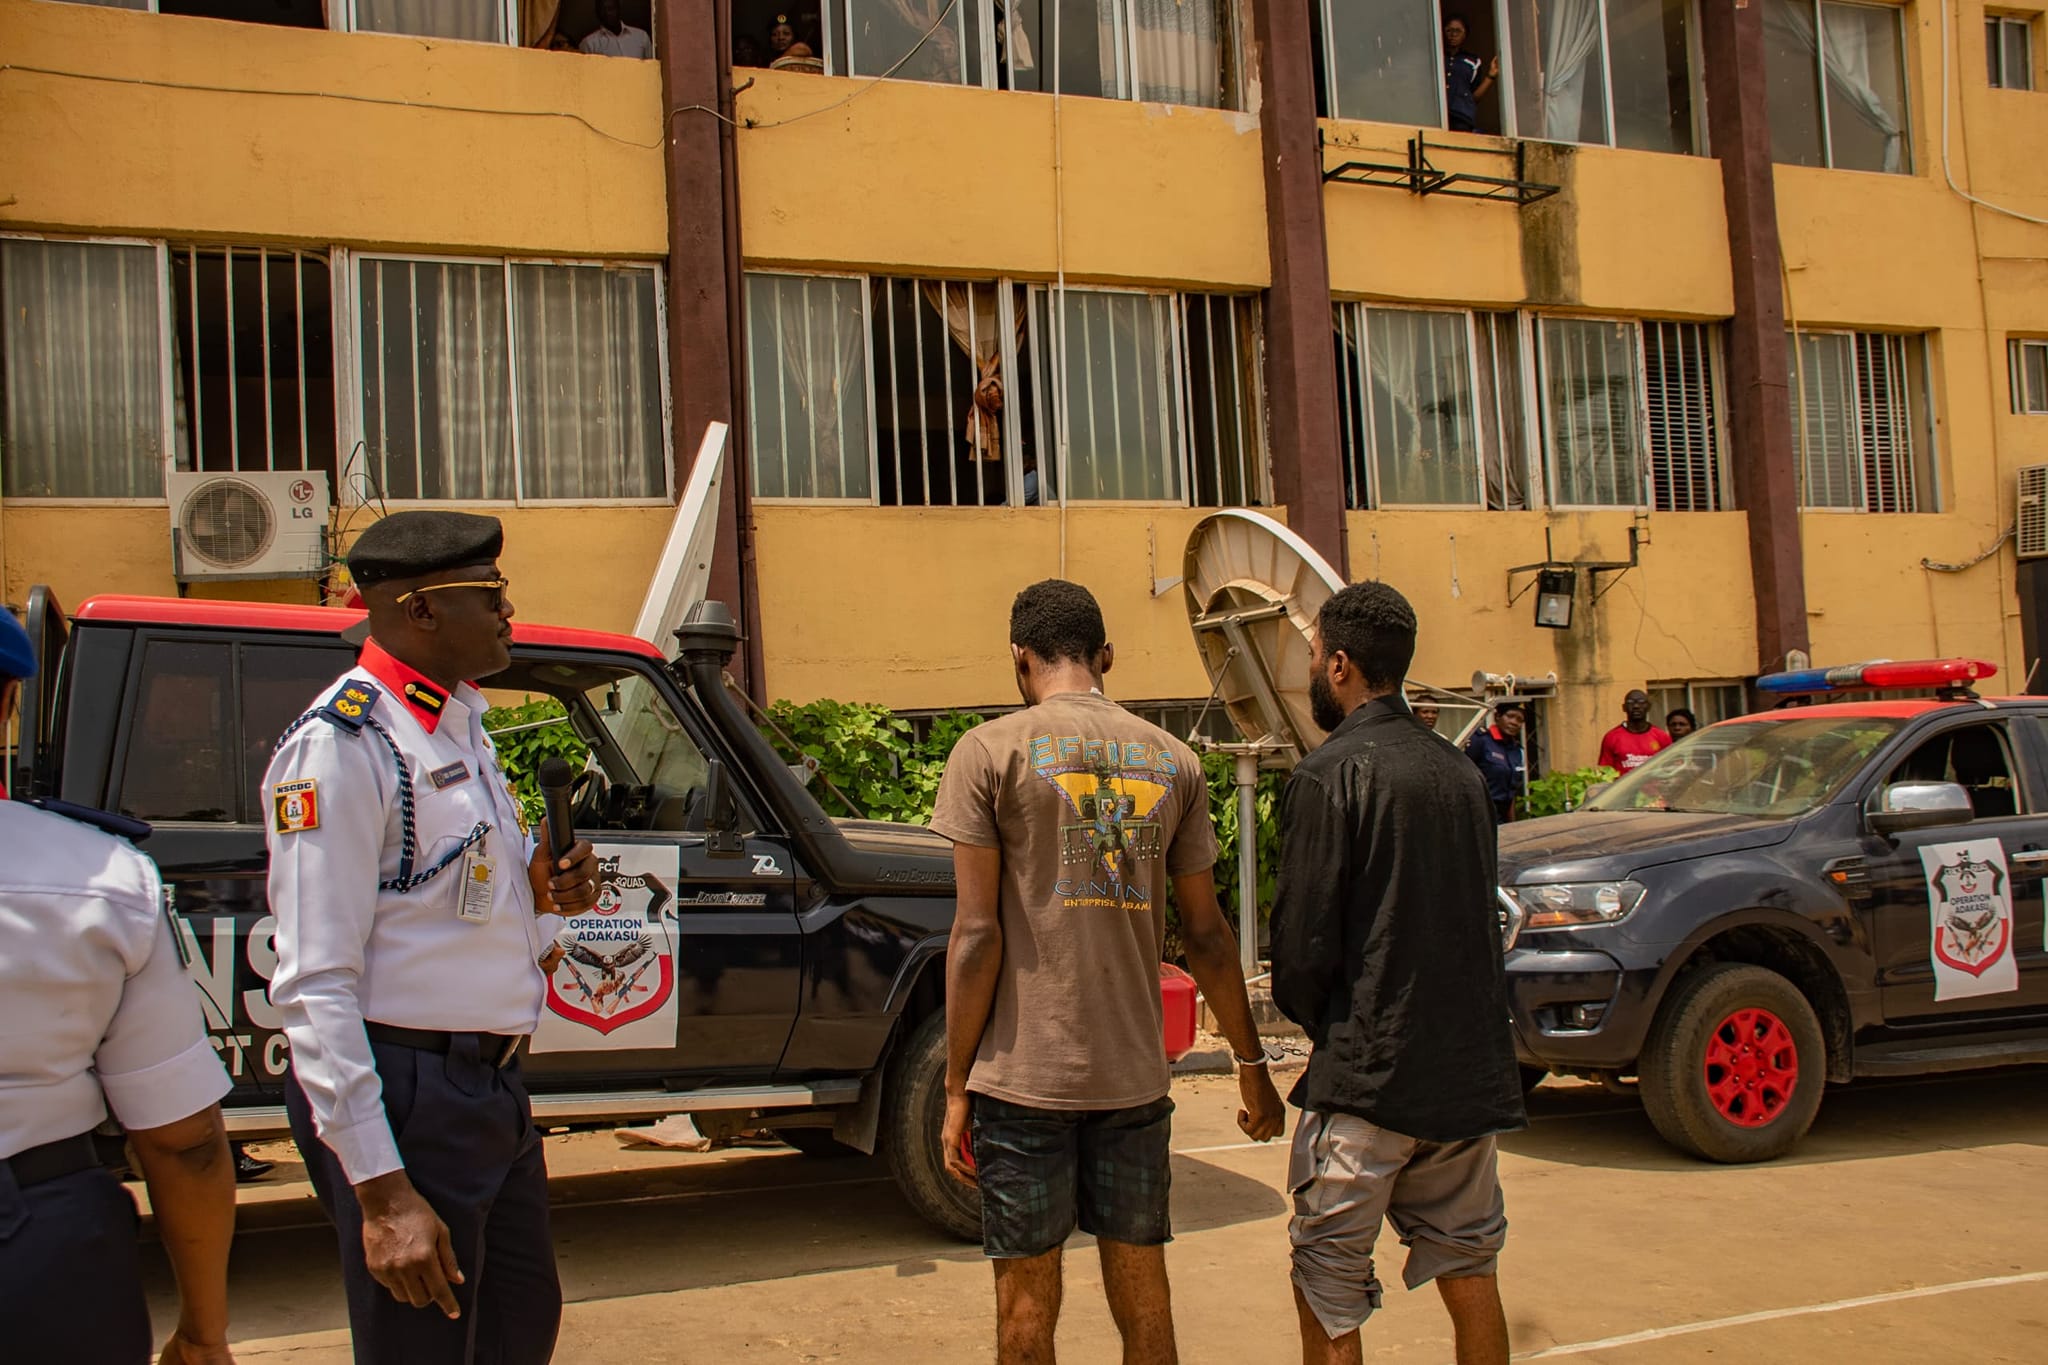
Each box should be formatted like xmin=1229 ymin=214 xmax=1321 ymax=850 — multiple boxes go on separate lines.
xmin=1505 ymin=880 xmax=1647 ymax=931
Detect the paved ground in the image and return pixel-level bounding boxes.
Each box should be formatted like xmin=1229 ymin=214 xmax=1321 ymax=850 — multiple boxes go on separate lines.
xmin=142 ymin=1067 xmax=2046 ymax=1363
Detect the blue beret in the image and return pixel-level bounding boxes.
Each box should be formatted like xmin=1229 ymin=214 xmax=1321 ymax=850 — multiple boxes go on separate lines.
xmin=0 ymin=607 xmax=34 ymax=682
xmin=347 ymin=511 xmax=504 ymax=586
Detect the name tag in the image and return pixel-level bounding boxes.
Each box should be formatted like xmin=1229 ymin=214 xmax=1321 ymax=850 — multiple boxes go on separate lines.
xmin=429 ymin=761 xmax=472 ymax=791
xmin=457 ymin=853 xmax=496 ymax=924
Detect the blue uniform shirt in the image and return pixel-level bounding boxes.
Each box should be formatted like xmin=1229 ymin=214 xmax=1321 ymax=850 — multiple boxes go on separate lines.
xmin=1446 ymin=50 xmax=1484 ymax=132
xmin=1464 ymin=725 xmax=1526 ymax=813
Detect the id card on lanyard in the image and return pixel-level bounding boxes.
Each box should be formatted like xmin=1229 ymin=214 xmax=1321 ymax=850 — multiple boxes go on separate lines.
xmin=458 ymin=842 xmax=496 ymax=924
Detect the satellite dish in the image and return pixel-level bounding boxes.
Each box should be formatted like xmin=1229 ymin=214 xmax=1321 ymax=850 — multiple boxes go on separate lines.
xmin=1182 ymin=510 xmax=1346 ymax=763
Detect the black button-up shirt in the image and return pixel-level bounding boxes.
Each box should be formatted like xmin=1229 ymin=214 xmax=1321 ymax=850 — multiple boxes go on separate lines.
xmin=1270 ymin=698 xmax=1525 ymax=1142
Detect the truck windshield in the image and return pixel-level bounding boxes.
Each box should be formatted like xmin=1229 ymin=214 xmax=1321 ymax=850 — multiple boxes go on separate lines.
xmin=1580 ymin=716 xmax=1904 ymax=818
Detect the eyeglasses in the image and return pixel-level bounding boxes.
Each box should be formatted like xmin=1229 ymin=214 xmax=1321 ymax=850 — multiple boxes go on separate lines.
xmin=393 ymin=577 xmax=509 ymax=607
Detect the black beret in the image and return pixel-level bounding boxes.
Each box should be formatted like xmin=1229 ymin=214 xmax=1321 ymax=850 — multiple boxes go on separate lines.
xmin=347 ymin=511 xmax=504 ymax=585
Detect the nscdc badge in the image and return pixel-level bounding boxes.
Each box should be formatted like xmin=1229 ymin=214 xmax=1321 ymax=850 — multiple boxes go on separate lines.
xmin=272 ymin=779 xmax=320 ymax=834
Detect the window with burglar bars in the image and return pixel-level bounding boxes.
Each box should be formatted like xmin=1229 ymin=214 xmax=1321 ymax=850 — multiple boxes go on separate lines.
xmin=1642 ymin=320 xmax=1724 ymax=511
xmin=744 ymin=271 xmax=1265 ymax=508
xmin=171 ymin=246 xmax=336 ymax=487
xmin=354 ymin=256 xmax=668 ymax=504
xmin=2011 ymin=338 xmax=2048 ymax=414
xmin=1788 ymin=329 xmax=1936 ymax=512
xmin=1989 ymin=14 xmax=2035 ymax=90
xmin=1647 ymin=680 xmax=1748 ymax=730
xmin=1334 ymin=307 xmax=1725 ymax=512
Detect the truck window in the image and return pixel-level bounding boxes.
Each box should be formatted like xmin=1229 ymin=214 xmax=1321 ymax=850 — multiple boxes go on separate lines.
xmin=240 ymin=644 xmax=353 ymax=822
xmin=1884 ymin=723 xmax=2024 ymax=819
xmin=118 ymin=640 xmax=237 ymax=823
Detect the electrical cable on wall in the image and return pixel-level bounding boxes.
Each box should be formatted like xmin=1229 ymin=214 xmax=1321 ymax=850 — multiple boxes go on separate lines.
xmin=1922 ymin=527 xmax=2014 ymax=574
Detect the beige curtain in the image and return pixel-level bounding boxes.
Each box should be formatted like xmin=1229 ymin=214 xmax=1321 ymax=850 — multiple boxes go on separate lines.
xmin=523 ymin=0 xmax=561 ymax=47
xmin=920 ymin=283 xmax=1025 ymax=465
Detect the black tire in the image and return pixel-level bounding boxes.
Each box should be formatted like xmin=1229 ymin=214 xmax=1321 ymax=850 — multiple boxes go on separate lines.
xmin=1638 ymin=963 xmax=1827 ymax=1163
xmin=779 ymin=1128 xmax=859 ymax=1159
xmin=881 ymin=1009 xmax=982 ymax=1242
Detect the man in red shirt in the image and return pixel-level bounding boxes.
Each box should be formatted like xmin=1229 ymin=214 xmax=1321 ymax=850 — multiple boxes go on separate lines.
xmin=1596 ymin=690 xmax=1672 ymax=774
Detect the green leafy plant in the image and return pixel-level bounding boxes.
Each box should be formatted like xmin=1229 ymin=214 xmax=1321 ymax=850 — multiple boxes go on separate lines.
xmin=757 ymin=701 xmax=987 ymax=826
xmin=1199 ymin=751 xmax=1286 ymax=934
xmin=483 ymin=697 xmax=590 ymax=827
xmin=1520 ymin=765 xmax=1619 ymax=819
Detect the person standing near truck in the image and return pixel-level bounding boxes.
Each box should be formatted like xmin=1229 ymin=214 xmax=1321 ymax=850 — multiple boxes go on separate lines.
xmin=931 ymin=578 xmax=1286 ymax=1365
xmin=1597 ymin=690 xmax=1673 ymax=775
xmin=266 ymin=512 xmax=601 ymax=1365
xmin=0 ymin=608 xmax=240 ymax=1364
xmin=1272 ymin=582 xmax=1524 ymax=1365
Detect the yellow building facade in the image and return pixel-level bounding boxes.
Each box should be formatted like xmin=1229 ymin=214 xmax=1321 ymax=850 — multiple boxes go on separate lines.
xmin=3 ymin=0 xmax=2046 ymax=770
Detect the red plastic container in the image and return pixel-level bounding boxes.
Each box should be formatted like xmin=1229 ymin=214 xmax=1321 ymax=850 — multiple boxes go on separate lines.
xmin=1159 ymin=963 xmax=1199 ymax=1062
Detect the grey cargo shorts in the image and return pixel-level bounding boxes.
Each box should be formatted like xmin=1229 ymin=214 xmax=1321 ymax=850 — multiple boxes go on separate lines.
xmin=1287 ymin=1110 xmax=1508 ymax=1338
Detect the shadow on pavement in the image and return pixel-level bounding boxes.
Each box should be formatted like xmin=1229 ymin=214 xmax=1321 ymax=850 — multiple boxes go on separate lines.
xmin=1505 ymin=1067 xmax=2048 ymax=1171
xmin=150 ymin=1142 xmax=1285 ymax=1340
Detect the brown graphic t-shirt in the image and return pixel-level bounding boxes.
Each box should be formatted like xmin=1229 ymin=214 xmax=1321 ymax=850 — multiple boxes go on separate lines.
xmin=929 ymin=691 xmax=1217 ymax=1110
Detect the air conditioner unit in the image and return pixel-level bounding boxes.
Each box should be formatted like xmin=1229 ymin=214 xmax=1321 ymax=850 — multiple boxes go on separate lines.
xmin=2020 ymin=465 xmax=2048 ymax=561
xmin=168 ymin=471 xmax=331 ymax=581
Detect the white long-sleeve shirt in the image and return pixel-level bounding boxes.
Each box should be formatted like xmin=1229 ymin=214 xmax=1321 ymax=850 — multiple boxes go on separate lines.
xmin=265 ymin=642 xmax=557 ymax=1184
xmin=0 ymin=802 xmax=231 ymax=1158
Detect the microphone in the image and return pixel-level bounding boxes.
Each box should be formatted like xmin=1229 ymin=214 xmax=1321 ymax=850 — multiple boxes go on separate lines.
xmin=537 ymin=756 xmax=577 ymax=865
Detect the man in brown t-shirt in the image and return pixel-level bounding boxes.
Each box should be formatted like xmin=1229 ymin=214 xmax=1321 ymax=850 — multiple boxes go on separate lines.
xmin=930 ymin=579 xmax=1285 ymax=1364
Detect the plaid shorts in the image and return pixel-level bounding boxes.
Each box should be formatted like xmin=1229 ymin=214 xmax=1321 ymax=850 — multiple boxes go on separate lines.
xmin=969 ymin=1094 xmax=1175 ymax=1259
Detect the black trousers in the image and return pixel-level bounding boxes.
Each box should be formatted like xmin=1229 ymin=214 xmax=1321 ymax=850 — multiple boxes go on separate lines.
xmin=286 ymin=1036 xmax=561 ymax=1365
xmin=0 ymin=1161 xmax=153 ymax=1363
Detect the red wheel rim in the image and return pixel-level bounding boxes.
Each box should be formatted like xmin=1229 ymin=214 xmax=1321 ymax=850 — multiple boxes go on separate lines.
xmin=1703 ymin=1007 xmax=1799 ymax=1128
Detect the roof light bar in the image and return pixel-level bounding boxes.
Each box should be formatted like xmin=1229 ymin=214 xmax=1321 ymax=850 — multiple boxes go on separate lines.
xmin=1755 ymin=658 xmax=1998 ymax=696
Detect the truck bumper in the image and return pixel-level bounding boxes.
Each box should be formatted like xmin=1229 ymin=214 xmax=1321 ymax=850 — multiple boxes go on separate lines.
xmin=1506 ymin=946 xmax=1658 ymax=1073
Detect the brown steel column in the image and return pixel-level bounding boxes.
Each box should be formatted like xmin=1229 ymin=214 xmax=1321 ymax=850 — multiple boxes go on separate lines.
xmin=655 ymin=0 xmax=764 ymax=694
xmin=1701 ymin=0 xmax=1808 ymax=674
xmin=1251 ymin=1 xmax=1348 ymax=577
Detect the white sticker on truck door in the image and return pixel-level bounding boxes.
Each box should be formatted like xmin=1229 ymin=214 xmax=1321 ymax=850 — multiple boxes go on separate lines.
xmin=1918 ymin=839 xmax=2020 ymax=1001
xmin=531 ymin=844 xmax=683 ymax=1053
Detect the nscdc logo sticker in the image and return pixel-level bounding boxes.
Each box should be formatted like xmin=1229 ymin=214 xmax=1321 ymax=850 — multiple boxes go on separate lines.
xmin=272 ymin=779 xmax=320 ymax=834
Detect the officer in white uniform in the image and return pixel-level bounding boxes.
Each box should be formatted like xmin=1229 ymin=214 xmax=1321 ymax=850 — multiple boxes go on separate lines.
xmin=0 ymin=606 xmax=239 ymax=1364
xmin=266 ymin=512 xmax=599 ymax=1365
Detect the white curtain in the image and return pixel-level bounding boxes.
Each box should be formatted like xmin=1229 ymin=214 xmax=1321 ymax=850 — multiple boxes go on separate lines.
xmin=1130 ymin=0 xmax=1223 ymax=108
xmin=1539 ymin=0 xmax=1606 ymax=141
xmin=511 ymin=264 xmax=664 ymax=501
xmin=1542 ymin=318 xmax=1643 ymax=506
xmin=745 ymin=275 xmax=870 ymax=500
xmin=0 ymin=239 xmax=163 ymax=498
xmin=358 ymin=259 xmax=512 ymax=500
xmin=1765 ymin=0 xmax=1904 ymax=173
xmin=353 ymin=0 xmax=506 ymax=42
xmin=1366 ymin=309 xmax=1479 ymax=506
xmin=1787 ymin=331 xmax=1860 ymax=509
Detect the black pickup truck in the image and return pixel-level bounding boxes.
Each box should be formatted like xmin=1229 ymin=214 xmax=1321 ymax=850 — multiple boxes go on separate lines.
xmin=1499 ymin=693 xmax=2048 ymax=1163
xmin=9 ymin=588 xmax=982 ymax=1239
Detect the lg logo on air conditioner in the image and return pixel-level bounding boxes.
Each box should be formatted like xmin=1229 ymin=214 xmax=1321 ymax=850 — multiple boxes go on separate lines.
xmin=289 ymin=479 xmax=318 ymax=519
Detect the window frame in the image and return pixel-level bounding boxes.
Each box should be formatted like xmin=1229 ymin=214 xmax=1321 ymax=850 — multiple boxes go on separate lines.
xmin=1988 ymin=13 xmax=2037 ymax=90
xmin=1641 ymin=317 xmax=1731 ymax=512
xmin=1334 ymin=300 xmax=1492 ymax=511
xmin=1788 ymin=326 xmax=1940 ymax=514
xmin=1769 ymin=0 xmax=1916 ymax=174
xmin=84 ymin=0 xmax=527 ymax=43
xmin=340 ymin=249 xmax=674 ymax=510
xmin=0 ymin=232 xmax=179 ymax=506
xmin=1536 ymin=313 xmax=1653 ymax=511
xmin=2011 ymin=337 xmax=2048 ymax=414
xmin=822 ymin=0 xmax=1247 ymax=112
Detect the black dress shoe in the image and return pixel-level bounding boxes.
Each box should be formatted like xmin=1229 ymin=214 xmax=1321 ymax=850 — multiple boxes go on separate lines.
xmin=232 ymin=1145 xmax=274 ymax=1183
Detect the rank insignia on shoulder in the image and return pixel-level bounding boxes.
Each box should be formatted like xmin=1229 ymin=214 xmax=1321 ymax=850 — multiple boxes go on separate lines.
xmin=273 ymin=779 xmax=320 ymax=834
xmin=317 ymin=679 xmax=383 ymax=733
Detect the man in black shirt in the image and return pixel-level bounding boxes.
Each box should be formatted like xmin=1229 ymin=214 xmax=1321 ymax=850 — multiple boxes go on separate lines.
xmin=1270 ymin=581 xmax=1524 ymax=1365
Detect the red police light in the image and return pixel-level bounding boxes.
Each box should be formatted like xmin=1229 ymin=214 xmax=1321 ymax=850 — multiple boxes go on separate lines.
xmin=1755 ymin=658 xmax=1998 ymax=695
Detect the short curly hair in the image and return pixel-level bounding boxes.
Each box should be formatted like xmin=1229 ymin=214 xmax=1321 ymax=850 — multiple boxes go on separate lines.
xmin=1011 ymin=579 xmax=1107 ymax=666
xmin=1317 ymin=581 xmax=1416 ymax=694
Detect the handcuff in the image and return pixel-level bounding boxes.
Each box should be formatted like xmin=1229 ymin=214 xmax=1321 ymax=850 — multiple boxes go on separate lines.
xmin=1233 ymin=1043 xmax=1282 ymax=1069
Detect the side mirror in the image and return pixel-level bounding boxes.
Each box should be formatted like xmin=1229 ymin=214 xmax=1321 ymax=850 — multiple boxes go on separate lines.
xmin=704 ymin=759 xmax=745 ymax=858
xmin=1867 ymin=781 xmax=1973 ymax=838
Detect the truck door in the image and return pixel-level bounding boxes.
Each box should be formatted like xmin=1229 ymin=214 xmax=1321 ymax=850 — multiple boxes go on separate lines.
xmin=1861 ymin=717 xmax=2048 ymax=1023
xmin=506 ymin=658 xmax=801 ymax=1087
xmin=107 ymin=634 xmax=353 ymax=1103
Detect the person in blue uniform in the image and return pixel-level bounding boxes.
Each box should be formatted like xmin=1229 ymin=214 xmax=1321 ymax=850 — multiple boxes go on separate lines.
xmin=0 ymin=607 xmax=240 ymax=1364
xmin=1443 ymin=15 xmax=1498 ymax=134
xmin=1463 ymin=703 xmax=1527 ymax=823
xmin=266 ymin=512 xmax=601 ymax=1365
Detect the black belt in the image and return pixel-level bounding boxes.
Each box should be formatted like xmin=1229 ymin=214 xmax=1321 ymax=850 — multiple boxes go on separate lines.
xmin=365 ymin=1023 xmax=523 ymax=1070
xmin=2 ymin=1133 xmax=100 ymax=1189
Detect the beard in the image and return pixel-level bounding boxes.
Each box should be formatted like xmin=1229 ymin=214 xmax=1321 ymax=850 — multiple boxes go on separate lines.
xmin=1309 ymin=670 xmax=1346 ymax=734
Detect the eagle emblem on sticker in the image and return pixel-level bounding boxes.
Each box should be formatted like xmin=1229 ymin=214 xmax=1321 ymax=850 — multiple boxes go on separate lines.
xmin=273 ymin=779 xmax=320 ymax=834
